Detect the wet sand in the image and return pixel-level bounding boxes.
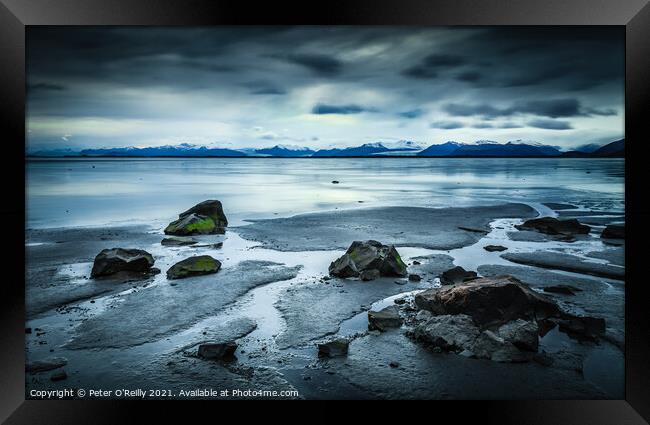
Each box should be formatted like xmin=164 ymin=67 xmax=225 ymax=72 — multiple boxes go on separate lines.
xmin=25 ymin=202 xmax=624 ymax=399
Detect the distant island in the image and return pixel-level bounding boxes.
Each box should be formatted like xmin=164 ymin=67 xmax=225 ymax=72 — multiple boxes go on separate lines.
xmin=27 ymin=139 xmax=624 ymax=159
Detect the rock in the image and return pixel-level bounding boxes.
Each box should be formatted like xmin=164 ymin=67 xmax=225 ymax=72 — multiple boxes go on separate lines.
xmin=408 ymin=274 xmax=422 ymax=282
xmin=543 ymin=285 xmax=582 ymax=295
xmin=197 ymin=342 xmax=237 ymax=360
xmin=329 ymin=240 xmax=407 ymax=278
xmin=484 ymin=245 xmax=508 ymax=252
xmin=26 ymin=357 xmax=68 ymax=374
xmin=25 ymin=327 xmax=31 ymax=334
xmin=557 ymin=315 xmax=606 ymax=341
xmin=394 ymin=298 xmax=407 ymax=305
xmin=471 ymin=330 xmax=529 ymax=363
xmin=439 ymin=266 xmax=478 ymax=286
xmin=331 ymin=180 xmax=340 ymax=184
xmin=497 ymin=319 xmax=539 ymax=352
xmin=50 ymin=370 xmax=67 ymax=381
xmin=368 ymin=306 xmax=403 ymax=331
xmin=515 ymin=217 xmax=590 ymax=236
xmin=90 ymin=248 xmax=155 ymax=278
xmin=411 ymin=314 xmax=480 ymax=351
xmin=166 ymin=255 xmax=221 ymax=280
xmin=318 ymin=338 xmax=349 ymax=357
xmin=412 ymin=260 xmax=421 ymax=265
xmin=329 ymin=254 xmax=359 ymax=278
xmin=533 ymin=352 xmax=554 ymax=366
xmin=601 ymin=224 xmax=624 ymax=239
xmin=179 ymin=200 xmax=228 ymax=227
xmin=415 ymin=310 xmax=433 ymax=322
xmin=414 ymin=275 xmax=561 ymax=328
xmin=161 ymin=236 xmax=198 ymax=246
xmin=389 ymin=361 xmax=400 ymax=368
xmin=360 ymin=269 xmax=381 ymax=281
xmin=164 ymin=213 xmax=220 ymax=236
xmin=458 ymin=226 xmax=488 ymax=233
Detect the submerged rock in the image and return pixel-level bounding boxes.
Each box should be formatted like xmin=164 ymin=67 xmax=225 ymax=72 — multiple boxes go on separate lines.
xmin=166 ymin=255 xmax=221 ymax=280
xmin=439 ymin=266 xmax=478 ymax=286
xmin=161 ymin=236 xmax=199 ymax=246
xmin=197 ymin=342 xmax=237 ymax=360
xmin=601 ymin=224 xmax=624 ymax=239
xmin=329 ymin=240 xmax=407 ymax=278
xmin=484 ymin=245 xmax=508 ymax=252
xmin=368 ymin=305 xmax=403 ymax=331
xmin=516 ymin=217 xmax=590 ymax=236
xmin=408 ymin=274 xmax=422 ymax=282
xmin=179 ymin=200 xmax=228 ymax=227
xmin=91 ymin=248 xmax=155 ymax=278
xmin=318 ymin=338 xmax=349 ymax=357
xmin=414 ymin=275 xmax=561 ymax=327
xmin=556 ymin=315 xmax=606 ymax=341
xmin=164 ymin=213 xmax=220 ymax=236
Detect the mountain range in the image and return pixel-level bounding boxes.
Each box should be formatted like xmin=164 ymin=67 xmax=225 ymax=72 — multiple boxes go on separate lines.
xmin=28 ymin=139 xmax=624 ymax=158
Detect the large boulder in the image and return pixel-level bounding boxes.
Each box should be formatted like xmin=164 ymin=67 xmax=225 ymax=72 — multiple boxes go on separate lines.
xmin=439 ymin=266 xmax=478 ymax=285
xmin=329 ymin=240 xmax=407 ymax=278
xmin=368 ymin=306 xmax=403 ymax=331
xmin=410 ymin=314 xmax=480 ymax=351
xmin=515 ymin=217 xmax=590 ymax=236
xmin=91 ymin=248 xmax=155 ymax=278
xmin=179 ymin=200 xmax=228 ymax=227
xmin=166 ymin=255 xmax=221 ymax=280
xmin=497 ymin=319 xmax=539 ymax=352
xmin=471 ymin=330 xmax=529 ymax=363
xmin=414 ymin=275 xmax=561 ymax=328
xmin=164 ymin=213 xmax=220 ymax=236
xmin=601 ymin=224 xmax=624 ymax=239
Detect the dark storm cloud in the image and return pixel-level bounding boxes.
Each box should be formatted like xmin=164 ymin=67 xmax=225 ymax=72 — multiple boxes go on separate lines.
xmin=25 ymin=26 xmax=623 ymax=150
xmin=430 ymin=120 xmax=464 ymax=129
xmin=311 ymin=104 xmax=375 ymax=114
xmin=402 ymin=54 xmax=466 ymax=79
xmin=284 ymin=53 xmax=343 ymax=76
xmin=450 ymin=27 xmax=624 ymax=91
xmin=527 ymin=119 xmax=573 ymax=130
xmin=444 ymin=98 xmax=617 ymax=119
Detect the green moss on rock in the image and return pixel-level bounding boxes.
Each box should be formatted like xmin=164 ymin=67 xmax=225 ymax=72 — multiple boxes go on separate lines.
xmin=166 ymin=255 xmax=221 ymax=279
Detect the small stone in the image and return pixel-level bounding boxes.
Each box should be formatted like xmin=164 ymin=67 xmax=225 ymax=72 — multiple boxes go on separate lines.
xmin=389 ymin=361 xmax=400 ymax=368
xmin=483 ymin=245 xmax=508 ymax=252
xmin=197 ymin=342 xmax=237 ymax=360
xmin=331 ymin=180 xmax=340 ymax=184
xmin=368 ymin=306 xmax=403 ymax=331
xmin=412 ymin=260 xmax=421 ymax=265
xmin=408 ymin=274 xmax=422 ymax=282
xmin=318 ymin=338 xmax=349 ymax=357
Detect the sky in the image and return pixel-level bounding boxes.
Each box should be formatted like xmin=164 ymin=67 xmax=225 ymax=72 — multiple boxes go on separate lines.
xmin=26 ymin=26 xmax=625 ymax=152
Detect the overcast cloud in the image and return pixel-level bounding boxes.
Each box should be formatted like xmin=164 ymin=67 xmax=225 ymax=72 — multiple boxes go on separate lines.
xmin=26 ymin=26 xmax=624 ymax=151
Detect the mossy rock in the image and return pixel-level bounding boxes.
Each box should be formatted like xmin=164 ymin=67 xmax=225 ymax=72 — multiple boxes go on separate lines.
xmin=179 ymin=200 xmax=228 ymax=227
xmin=166 ymin=255 xmax=221 ymax=280
xmin=164 ymin=213 xmax=217 ymax=236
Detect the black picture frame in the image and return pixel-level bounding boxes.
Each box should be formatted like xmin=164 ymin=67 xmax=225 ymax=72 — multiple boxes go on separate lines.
xmin=2 ymin=0 xmax=649 ymax=422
